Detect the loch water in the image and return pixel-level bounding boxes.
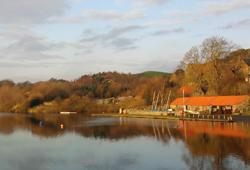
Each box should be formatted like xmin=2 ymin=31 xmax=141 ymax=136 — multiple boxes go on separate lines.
xmin=0 ymin=113 xmax=250 ymax=170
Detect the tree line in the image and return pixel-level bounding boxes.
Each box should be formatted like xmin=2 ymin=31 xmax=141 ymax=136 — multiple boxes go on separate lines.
xmin=0 ymin=36 xmax=249 ymax=114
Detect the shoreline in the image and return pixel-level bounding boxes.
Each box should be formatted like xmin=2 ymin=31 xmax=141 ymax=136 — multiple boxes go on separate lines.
xmin=92 ymin=110 xmax=250 ymax=122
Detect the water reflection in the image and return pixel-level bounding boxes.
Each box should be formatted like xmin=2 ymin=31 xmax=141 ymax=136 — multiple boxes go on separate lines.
xmin=0 ymin=114 xmax=249 ymax=170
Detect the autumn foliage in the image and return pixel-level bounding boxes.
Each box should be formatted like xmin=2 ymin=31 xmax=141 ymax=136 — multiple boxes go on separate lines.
xmin=0 ymin=36 xmax=249 ymax=114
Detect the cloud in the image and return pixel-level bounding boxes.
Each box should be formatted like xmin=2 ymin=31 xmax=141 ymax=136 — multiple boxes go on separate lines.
xmin=204 ymin=0 xmax=250 ymax=16
xmin=0 ymin=61 xmax=58 ymax=68
xmin=0 ymin=0 xmax=69 ymax=24
xmin=136 ymin=0 xmax=169 ymax=5
xmin=80 ymin=25 xmax=145 ymax=50
xmin=49 ymin=9 xmax=145 ymax=24
xmin=106 ymin=25 xmax=145 ymax=38
xmin=151 ymin=28 xmax=185 ymax=36
xmin=83 ymin=9 xmax=145 ymax=21
xmin=110 ymin=38 xmax=137 ymax=50
xmin=49 ymin=16 xmax=86 ymax=24
xmin=220 ymin=18 xmax=250 ymax=29
xmin=167 ymin=0 xmax=250 ymax=23
xmin=0 ymin=27 xmax=63 ymax=61
xmin=117 ymin=0 xmax=169 ymax=6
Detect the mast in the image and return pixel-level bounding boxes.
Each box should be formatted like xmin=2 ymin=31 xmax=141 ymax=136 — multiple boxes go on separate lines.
xmin=151 ymin=91 xmax=156 ymax=111
xmin=155 ymin=91 xmax=160 ymax=111
xmin=165 ymin=90 xmax=171 ymax=111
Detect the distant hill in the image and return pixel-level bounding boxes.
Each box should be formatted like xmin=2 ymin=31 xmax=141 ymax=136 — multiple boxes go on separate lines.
xmin=137 ymin=71 xmax=171 ymax=78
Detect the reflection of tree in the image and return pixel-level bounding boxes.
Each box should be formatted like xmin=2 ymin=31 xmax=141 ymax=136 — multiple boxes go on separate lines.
xmin=0 ymin=114 xmax=67 ymax=138
xmin=0 ymin=114 xmax=250 ymax=170
xmin=183 ymin=134 xmax=250 ymax=170
xmin=0 ymin=115 xmax=180 ymax=142
xmin=74 ymin=120 xmax=176 ymax=143
xmin=0 ymin=116 xmax=16 ymax=134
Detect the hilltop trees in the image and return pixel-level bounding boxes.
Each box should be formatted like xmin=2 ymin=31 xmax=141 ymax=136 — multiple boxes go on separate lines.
xmin=180 ymin=36 xmax=249 ymax=96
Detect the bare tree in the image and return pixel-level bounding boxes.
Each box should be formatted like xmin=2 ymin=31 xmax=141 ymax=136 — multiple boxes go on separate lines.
xmin=201 ymin=36 xmax=237 ymax=62
xmin=179 ymin=46 xmax=203 ymax=69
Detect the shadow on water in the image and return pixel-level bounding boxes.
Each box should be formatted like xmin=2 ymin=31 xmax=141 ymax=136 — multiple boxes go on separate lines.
xmin=0 ymin=113 xmax=250 ymax=170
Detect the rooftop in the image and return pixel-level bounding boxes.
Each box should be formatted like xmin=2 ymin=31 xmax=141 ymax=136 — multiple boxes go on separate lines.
xmin=171 ymin=95 xmax=249 ymax=106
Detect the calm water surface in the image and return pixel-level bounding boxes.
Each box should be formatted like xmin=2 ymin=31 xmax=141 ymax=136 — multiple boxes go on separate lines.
xmin=0 ymin=113 xmax=250 ymax=170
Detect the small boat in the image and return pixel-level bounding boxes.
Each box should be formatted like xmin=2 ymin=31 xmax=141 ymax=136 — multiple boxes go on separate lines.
xmin=60 ymin=112 xmax=77 ymax=115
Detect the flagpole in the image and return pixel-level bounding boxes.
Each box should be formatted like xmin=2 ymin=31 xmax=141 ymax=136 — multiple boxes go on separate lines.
xmin=183 ymin=88 xmax=185 ymax=115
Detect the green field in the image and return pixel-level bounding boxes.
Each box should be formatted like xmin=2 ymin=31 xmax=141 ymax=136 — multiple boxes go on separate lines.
xmin=138 ymin=71 xmax=171 ymax=78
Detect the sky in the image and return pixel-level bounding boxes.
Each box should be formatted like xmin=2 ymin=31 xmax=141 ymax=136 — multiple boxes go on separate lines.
xmin=0 ymin=0 xmax=250 ymax=82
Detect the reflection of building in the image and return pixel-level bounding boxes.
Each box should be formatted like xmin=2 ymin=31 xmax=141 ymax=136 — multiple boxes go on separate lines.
xmin=178 ymin=121 xmax=249 ymax=138
xmin=244 ymin=58 xmax=250 ymax=82
xmin=170 ymin=95 xmax=249 ymax=115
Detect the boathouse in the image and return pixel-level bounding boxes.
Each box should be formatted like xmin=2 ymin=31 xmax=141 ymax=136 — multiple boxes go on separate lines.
xmin=170 ymin=95 xmax=249 ymax=115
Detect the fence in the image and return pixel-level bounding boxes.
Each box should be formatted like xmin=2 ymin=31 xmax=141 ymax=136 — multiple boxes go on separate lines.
xmin=180 ymin=114 xmax=233 ymax=122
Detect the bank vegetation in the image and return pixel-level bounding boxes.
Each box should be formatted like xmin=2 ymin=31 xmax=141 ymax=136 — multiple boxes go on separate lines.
xmin=0 ymin=36 xmax=249 ymax=114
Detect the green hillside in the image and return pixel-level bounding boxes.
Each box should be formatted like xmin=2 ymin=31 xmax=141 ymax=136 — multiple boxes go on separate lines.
xmin=138 ymin=71 xmax=171 ymax=78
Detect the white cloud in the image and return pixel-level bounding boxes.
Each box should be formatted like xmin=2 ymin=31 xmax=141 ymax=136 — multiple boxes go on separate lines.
xmin=135 ymin=0 xmax=169 ymax=5
xmin=80 ymin=25 xmax=145 ymax=50
xmin=167 ymin=0 xmax=250 ymax=22
xmin=204 ymin=0 xmax=250 ymax=16
xmin=49 ymin=9 xmax=145 ymax=24
xmin=83 ymin=9 xmax=145 ymax=21
xmin=0 ymin=0 xmax=69 ymax=24
xmin=0 ymin=26 xmax=62 ymax=61
xmin=106 ymin=25 xmax=145 ymax=38
xmin=117 ymin=0 xmax=169 ymax=6
xmin=151 ymin=28 xmax=185 ymax=36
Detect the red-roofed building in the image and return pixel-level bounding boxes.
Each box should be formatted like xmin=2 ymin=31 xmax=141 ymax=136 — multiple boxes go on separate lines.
xmin=170 ymin=95 xmax=249 ymax=115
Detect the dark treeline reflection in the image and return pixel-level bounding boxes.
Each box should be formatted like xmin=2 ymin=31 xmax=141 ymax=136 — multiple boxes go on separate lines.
xmin=0 ymin=114 xmax=250 ymax=170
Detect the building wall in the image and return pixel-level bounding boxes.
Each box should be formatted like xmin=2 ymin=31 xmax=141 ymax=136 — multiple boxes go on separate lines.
xmin=170 ymin=105 xmax=211 ymax=114
xmin=170 ymin=104 xmax=248 ymax=115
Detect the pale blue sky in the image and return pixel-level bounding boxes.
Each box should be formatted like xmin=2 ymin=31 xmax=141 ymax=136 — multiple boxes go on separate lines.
xmin=0 ymin=0 xmax=250 ymax=82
